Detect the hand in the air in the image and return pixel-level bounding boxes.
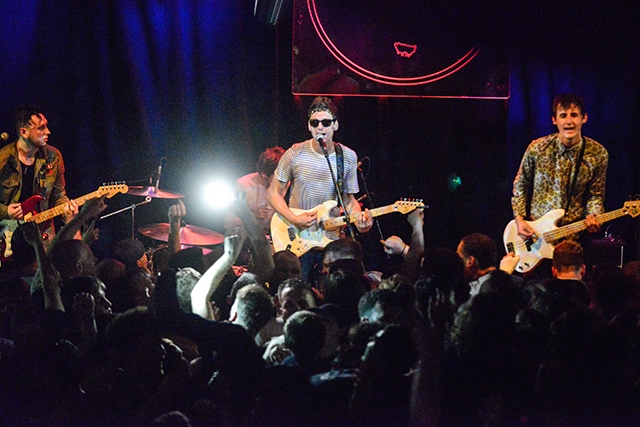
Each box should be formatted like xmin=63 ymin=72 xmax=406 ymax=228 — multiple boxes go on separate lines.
xmin=380 ymin=235 xmax=407 ymax=256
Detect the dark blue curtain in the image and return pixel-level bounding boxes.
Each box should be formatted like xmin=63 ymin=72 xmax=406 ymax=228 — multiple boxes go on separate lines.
xmin=1 ymin=0 xmax=638 ymax=262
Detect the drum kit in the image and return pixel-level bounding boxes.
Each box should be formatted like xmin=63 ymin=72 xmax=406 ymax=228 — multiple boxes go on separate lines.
xmin=103 ymin=184 xmax=224 ymax=256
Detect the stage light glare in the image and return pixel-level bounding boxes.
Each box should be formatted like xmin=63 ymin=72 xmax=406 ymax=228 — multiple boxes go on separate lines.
xmin=202 ymin=180 xmax=235 ymax=210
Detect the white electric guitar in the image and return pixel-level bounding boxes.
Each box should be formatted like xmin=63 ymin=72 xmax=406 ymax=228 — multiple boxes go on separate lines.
xmin=271 ymin=199 xmax=425 ymax=257
xmin=503 ymin=200 xmax=640 ymax=273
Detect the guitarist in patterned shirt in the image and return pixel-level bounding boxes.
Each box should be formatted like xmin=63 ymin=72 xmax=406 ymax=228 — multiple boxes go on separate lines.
xmin=511 ymin=93 xmax=608 ymax=275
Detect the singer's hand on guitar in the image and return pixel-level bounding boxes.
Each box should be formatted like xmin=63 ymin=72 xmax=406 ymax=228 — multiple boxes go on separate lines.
xmin=356 ymin=209 xmax=373 ymax=233
xmin=585 ymin=213 xmax=601 ymax=233
xmin=292 ymin=211 xmax=317 ymax=229
xmin=7 ymin=203 xmax=23 ymax=220
xmin=515 ymin=216 xmax=536 ymax=240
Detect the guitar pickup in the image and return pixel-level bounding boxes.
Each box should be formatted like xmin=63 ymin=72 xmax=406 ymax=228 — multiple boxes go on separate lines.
xmin=506 ymin=242 xmax=514 ymax=253
xmin=287 ymin=226 xmax=296 ymax=241
xmin=525 ymin=239 xmax=533 ymax=251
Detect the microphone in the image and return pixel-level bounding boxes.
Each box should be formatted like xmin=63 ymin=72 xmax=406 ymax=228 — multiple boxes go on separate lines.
xmin=0 ymin=132 xmax=8 ymax=141
xmin=315 ymin=133 xmax=326 ymax=148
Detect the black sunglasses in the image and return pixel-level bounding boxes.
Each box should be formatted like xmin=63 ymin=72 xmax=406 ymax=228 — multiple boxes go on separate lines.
xmin=309 ymin=118 xmax=336 ymax=128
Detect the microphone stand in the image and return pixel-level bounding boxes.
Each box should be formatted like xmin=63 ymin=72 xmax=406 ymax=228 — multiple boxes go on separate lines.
xmin=100 ymin=196 xmax=152 ymax=239
xmin=318 ymin=137 xmax=356 ymax=238
xmin=357 ymin=160 xmax=387 ymax=256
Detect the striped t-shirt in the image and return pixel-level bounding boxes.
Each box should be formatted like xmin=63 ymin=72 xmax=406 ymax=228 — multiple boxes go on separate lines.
xmin=275 ymin=139 xmax=359 ymax=210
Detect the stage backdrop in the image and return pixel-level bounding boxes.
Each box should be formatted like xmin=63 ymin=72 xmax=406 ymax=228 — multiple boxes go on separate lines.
xmin=0 ymin=0 xmax=638 ymax=266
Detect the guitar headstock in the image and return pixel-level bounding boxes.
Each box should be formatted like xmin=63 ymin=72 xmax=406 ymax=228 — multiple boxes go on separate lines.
xmin=393 ymin=199 xmax=425 ymax=214
xmin=98 ymin=182 xmax=129 ymax=198
xmin=624 ymin=200 xmax=640 ymax=218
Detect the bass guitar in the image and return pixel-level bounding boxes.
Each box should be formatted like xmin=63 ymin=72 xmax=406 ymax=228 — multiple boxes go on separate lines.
xmin=0 ymin=182 xmax=129 ymax=259
xmin=503 ymin=200 xmax=640 ymax=273
xmin=271 ymin=199 xmax=425 ymax=257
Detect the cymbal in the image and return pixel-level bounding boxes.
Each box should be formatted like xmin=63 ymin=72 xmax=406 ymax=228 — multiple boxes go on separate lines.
xmin=139 ymin=223 xmax=224 ymax=246
xmin=127 ymin=186 xmax=184 ymax=199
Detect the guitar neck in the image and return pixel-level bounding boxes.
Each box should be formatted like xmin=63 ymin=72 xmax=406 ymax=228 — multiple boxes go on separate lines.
xmin=29 ymin=190 xmax=102 ymax=224
xmin=543 ymin=208 xmax=628 ymax=242
xmin=323 ymin=204 xmax=402 ymax=229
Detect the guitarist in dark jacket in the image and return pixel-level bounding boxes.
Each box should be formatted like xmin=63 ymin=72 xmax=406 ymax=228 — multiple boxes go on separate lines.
xmin=0 ymin=105 xmax=73 ymax=248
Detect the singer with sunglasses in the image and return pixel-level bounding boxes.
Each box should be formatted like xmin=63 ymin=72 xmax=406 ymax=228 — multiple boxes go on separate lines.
xmin=267 ymin=97 xmax=372 ymax=282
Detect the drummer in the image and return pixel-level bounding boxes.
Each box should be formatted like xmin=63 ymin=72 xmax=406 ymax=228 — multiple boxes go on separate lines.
xmin=223 ymin=146 xmax=285 ymax=236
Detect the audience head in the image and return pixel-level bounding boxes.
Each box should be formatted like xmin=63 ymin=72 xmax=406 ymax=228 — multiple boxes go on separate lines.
xmin=61 ymin=276 xmax=112 ymax=317
xmin=552 ymin=240 xmax=585 ymax=279
xmin=232 ymin=284 xmax=274 ymax=338
xmin=277 ymin=278 xmax=316 ymax=321
xmin=323 ymin=259 xmax=367 ymax=323
xmin=228 ymin=272 xmax=261 ymax=306
xmin=174 ymin=267 xmax=202 ymax=313
xmin=168 ymin=247 xmax=205 ymax=274
xmin=107 ymin=268 xmax=154 ymax=313
xmin=457 ymin=233 xmax=497 ymax=281
xmin=269 ymin=250 xmax=302 ymax=295
xmin=112 ymin=238 xmax=148 ymax=271
xmin=322 ymin=238 xmax=364 ymax=274
xmin=284 ymin=310 xmax=326 ymax=367
xmin=358 ymin=289 xmax=403 ymax=325
xmin=50 ymin=239 xmax=97 ymax=280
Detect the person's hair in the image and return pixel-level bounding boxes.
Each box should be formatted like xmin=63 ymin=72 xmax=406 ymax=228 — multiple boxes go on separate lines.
xmin=175 ymin=267 xmax=202 ymax=312
xmin=235 ymin=284 xmax=274 ymax=336
xmin=357 ymin=288 xmax=401 ymax=323
xmin=112 ymin=238 xmax=146 ymax=269
xmin=257 ymin=146 xmax=285 ymax=177
xmin=15 ymin=104 xmax=45 ymax=133
xmin=552 ymin=240 xmax=584 ymax=272
xmin=49 ymin=240 xmax=94 ymax=279
xmin=459 ymin=233 xmax=497 ymax=270
xmin=324 ymin=238 xmax=363 ymax=263
xmin=552 ymin=93 xmax=586 ymax=117
xmin=308 ymin=96 xmax=338 ymax=120
xmin=107 ymin=268 xmax=152 ymax=313
xmin=277 ymin=277 xmax=311 ymax=301
xmin=284 ymin=310 xmax=326 ymax=363
xmin=229 ymin=272 xmax=261 ymax=305
xmin=168 ymin=247 xmax=205 ymax=274
xmin=323 ymin=262 xmax=367 ymax=322
xmin=106 ymin=306 xmax=157 ymax=351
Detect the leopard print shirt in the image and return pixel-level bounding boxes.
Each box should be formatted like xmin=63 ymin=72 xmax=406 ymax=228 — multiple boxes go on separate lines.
xmin=512 ymin=133 xmax=608 ymax=224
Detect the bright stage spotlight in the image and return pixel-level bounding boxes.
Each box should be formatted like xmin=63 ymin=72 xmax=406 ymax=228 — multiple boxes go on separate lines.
xmin=202 ymin=180 xmax=235 ymax=210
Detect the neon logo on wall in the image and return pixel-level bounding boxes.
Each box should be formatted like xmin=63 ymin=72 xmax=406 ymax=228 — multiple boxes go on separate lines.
xmin=307 ymin=0 xmax=480 ymax=87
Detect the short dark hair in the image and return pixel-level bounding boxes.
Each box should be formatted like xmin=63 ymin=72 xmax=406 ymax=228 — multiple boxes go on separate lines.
xmin=324 ymin=238 xmax=363 ymax=263
xmin=256 ymin=146 xmax=285 ymax=177
xmin=552 ymin=240 xmax=584 ymax=272
xmin=552 ymin=93 xmax=586 ymax=117
xmin=15 ymin=104 xmax=45 ymax=134
xmin=175 ymin=267 xmax=202 ymax=312
xmin=308 ymin=96 xmax=338 ymax=120
xmin=277 ymin=277 xmax=311 ymax=301
xmin=235 ymin=284 xmax=274 ymax=336
xmin=460 ymin=233 xmax=497 ymax=270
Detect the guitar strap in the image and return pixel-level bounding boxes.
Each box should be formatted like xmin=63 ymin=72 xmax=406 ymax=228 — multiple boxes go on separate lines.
xmin=334 ymin=143 xmax=344 ymax=206
xmin=561 ymin=137 xmax=587 ymax=226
